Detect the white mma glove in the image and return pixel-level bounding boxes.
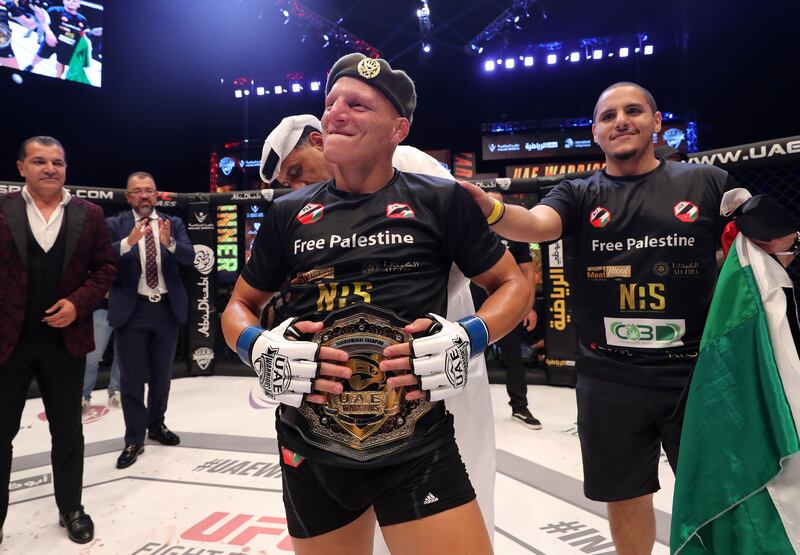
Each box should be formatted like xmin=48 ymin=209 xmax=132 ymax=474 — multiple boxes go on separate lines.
xmin=236 ymin=317 xmax=321 ymax=408
xmin=409 ymin=313 xmax=489 ymax=401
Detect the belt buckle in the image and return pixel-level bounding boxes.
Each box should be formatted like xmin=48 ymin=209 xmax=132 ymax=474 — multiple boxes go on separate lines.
xmin=148 ymin=293 xmax=161 ymax=303
xmin=297 ymin=304 xmax=434 ymax=451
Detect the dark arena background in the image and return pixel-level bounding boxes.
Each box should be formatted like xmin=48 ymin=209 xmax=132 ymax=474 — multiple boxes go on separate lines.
xmin=0 ymin=1 xmax=798 ymax=553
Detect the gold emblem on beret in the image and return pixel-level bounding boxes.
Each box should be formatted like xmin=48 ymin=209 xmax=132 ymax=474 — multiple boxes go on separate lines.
xmin=357 ymin=58 xmax=381 ymax=79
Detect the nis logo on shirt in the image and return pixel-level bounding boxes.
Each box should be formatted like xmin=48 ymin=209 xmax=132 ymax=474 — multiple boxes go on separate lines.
xmin=297 ymin=203 xmax=324 ymax=225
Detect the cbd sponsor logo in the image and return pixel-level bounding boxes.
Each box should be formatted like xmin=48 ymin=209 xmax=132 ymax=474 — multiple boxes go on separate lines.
xmin=604 ymin=317 xmax=686 ymax=348
xmin=619 ymin=283 xmax=666 ymax=311
xmin=296 ymin=203 xmax=324 ymax=225
xmin=589 ymin=206 xmax=611 ymax=228
xmin=386 ymin=203 xmax=415 ymax=219
xmin=674 ymin=201 xmax=699 ymax=222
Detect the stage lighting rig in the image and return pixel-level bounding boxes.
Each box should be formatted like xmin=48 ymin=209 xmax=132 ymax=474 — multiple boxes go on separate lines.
xmin=465 ymin=0 xmax=541 ymax=55
xmin=417 ymin=1 xmax=433 ymax=56
xmin=276 ymin=0 xmax=381 ymax=58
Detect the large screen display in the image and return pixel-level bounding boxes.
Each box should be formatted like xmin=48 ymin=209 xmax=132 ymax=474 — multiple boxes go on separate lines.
xmin=0 ymin=0 xmax=103 ymax=87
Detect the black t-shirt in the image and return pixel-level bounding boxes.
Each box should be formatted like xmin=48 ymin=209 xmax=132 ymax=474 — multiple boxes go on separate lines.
xmin=46 ymin=7 xmax=87 ymax=52
xmin=244 ymin=170 xmax=505 ymax=321
xmin=540 ymin=160 xmax=737 ymax=387
xmin=504 ymin=238 xmax=533 ymax=265
xmin=243 ymin=170 xmax=506 ymax=465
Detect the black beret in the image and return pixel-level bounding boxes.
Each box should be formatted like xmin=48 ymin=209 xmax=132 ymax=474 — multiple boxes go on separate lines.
xmin=325 ymin=53 xmax=417 ymax=123
xmin=733 ymin=194 xmax=798 ymax=241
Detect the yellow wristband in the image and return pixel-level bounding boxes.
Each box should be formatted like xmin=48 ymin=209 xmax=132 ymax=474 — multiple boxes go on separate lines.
xmin=486 ymin=197 xmax=505 ymax=226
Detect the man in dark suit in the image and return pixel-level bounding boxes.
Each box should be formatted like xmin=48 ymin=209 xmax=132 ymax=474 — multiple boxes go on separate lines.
xmin=0 ymin=136 xmax=116 ymax=545
xmin=106 ymin=172 xmax=193 ymax=469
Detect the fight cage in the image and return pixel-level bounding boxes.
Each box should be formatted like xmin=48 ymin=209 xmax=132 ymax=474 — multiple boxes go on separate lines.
xmin=3 ymin=135 xmax=798 ymax=389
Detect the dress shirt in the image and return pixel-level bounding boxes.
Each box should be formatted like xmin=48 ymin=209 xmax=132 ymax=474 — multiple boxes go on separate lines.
xmin=119 ymin=209 xmax=177 ymax=296
xmin=21 ymin=186 xmax=71 ymax=252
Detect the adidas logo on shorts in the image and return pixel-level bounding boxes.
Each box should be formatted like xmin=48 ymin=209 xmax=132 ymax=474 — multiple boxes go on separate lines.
xmin=423 ymin=492 xmax=439 ymax=505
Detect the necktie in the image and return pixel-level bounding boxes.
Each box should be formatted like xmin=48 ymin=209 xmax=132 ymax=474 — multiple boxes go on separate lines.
xmin=142 ymin=217 xmax=159 ymax=289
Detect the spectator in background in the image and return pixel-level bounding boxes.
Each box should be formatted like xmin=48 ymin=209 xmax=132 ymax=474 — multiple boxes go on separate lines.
xmin=473 ymin=192 xmax=541 ymax=430
xmin=106 ymin=172 xmax=194 ymax=469
xmin=0 ymin=135 xmax=116 ymax=544
xmin=81 ymin=298 xmax=121 ymax=410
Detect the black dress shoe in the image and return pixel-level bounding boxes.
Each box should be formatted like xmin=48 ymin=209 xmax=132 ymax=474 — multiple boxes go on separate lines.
xmin=148 ymin=424 xmax=180 ymax=445
xmin=59 ymin=506 xmax=94 ymax=544
xmin=116 ymin=443 xmax=144 ymax=469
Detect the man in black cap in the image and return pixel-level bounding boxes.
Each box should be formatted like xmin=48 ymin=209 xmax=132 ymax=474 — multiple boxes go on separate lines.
xmin=462 ymin=81 xmax=796 ymax=554
xmin=258 ymin=113 xmax=500 ymax=549
xmin=222 ymin=52 xmax=530 ymax=554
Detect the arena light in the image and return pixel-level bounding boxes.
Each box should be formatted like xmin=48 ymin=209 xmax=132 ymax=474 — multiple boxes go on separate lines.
xmin=547 ymin=53 xmax=557 ymax=65
xmin=484 ymin=59 xmax=496 ymax=72
xmin=422 ymin=42 xmax=432 ymax=54
xmin=243 ymin=89 xmax=250 ymax=96
xmin=310 ymin=81 xmax=321 ymax=91
xmin=523 ymin=55 xmax=534 ymax=67
xmin=234 ymin=90 xmax=243 ymax=98
xmin=593 ymin=49 xmax=603 ymax=60
xmin=291 ymin=83 xmax=302 ymax=93
xmin=619 ymin=47 xmax=629 ymax=57
xmin=569 ymin=51 xmax=580 ymax=62
xmin=256 ymin=86 xmax=265 ymax=96
xmin=644 ymin=44 xmax=653 ymax=55
xmin=274 ymin=85 xmax=283 ymax=94
xmin=505 ymin=58 xmax=515 ymax=69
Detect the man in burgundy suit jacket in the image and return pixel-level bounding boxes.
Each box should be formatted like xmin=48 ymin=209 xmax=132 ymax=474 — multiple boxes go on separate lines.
xmin=0 ymin=136 xmax=116 ymax=546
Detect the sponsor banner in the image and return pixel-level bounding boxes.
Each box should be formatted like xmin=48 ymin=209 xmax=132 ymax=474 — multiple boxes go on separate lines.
xmin=507 ymin=160 xmax=605 ymax=179
xmin=483 ymin=128 xmax=600 ymax=160
xmin=542 ymin=239 xmax=577 ymax=382
xmin=453 ymin=152 xmax=476 ymax=179
xmin=603 ymin=317 xmax=686 ymax=348
xmin=688 ymin=135 xmax=800 ymax=168
xmin=186 ymin=201 xmax=217 ymax=374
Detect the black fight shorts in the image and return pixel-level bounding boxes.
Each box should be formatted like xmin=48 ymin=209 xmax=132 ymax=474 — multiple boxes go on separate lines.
xmin=576 ymin=373 xmax=687 ymax=502
xmin=36 ymin=42 xmax=72 ymax=65
xmin=279 ymin=439 xmax=476 ymax=538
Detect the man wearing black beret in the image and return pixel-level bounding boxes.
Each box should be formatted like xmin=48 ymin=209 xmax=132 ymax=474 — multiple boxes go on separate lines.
xmin=222 ymin=52 xmax=530 ymax=554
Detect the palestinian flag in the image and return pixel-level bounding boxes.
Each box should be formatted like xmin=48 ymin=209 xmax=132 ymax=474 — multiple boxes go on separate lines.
xmin=671 ymin=235 xmax=800 ymax=554
xmin=64 ymin=32 xmax=92 ymax=84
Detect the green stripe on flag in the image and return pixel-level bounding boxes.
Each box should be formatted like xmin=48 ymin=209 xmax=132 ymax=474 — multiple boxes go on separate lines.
xmin=672 ymin=243 xmax=800 ymax=554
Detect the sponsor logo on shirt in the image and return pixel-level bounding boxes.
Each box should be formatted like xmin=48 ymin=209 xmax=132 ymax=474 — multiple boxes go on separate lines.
xmin=653 ymin=261 xmax=700 ymax=278
xmin=589 ymin=206 xmax=611 ymax=228
xmin=586 ymin=265 xmax=631 ymax=279
xmin=603 ymin=317 xmax=685 ymax=348
xmin=290 ymin=266 xmax=334 ymax=285
xmin=674 ymin=201 xmax=699 ymax=222
xmin=296 ymin=203 xmax=324 ymax=225
xmin=386 ymin=203 xmax=415 ymax=219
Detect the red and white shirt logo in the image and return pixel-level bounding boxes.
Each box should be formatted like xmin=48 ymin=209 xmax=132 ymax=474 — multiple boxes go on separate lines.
xmin=674 ymin=201 xmax=699 ymax=223
xmin=296 ymin=203 xmax=324 ymax=225
xmin=386 ymin=203 xmax=415 ymax=219
xmin=590 ymin=206 xmax=612 ymax=228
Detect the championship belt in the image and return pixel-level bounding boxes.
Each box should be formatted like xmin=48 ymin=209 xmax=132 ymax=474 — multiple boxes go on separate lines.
xmin=0 ymin=22 xmax=11 ymax=49
xmin=296 ymin=303 xmax=436 ymax=452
